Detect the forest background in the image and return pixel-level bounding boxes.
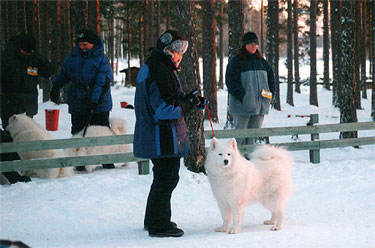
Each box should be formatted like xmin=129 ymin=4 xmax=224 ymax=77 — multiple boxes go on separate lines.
xmin=1 ymin=0 xmax=375 ymax=171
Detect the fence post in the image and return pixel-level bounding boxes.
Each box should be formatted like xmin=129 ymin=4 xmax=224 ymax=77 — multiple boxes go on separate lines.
xmin=309 ymin=114 xmax=320 ymax=163
xmin=138 ymin=160 xmax=150 ymax=175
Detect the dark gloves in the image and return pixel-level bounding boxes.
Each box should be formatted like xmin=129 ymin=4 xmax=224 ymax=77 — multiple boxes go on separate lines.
xmin=178 ymin=89 xmax=209 ymax=113
xmin=196 ymin=96 xmax=208 ymax=110
xmin=178 ymin=89 xmax=200 ymax=113
xmin=50 ymin=87 xmax=60 ymax=104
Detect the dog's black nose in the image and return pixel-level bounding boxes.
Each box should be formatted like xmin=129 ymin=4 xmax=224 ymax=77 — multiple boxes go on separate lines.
xmin=223 ymin=159 xmax=229 ymax=165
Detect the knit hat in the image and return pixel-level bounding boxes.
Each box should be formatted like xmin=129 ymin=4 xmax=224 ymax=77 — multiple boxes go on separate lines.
xmin=76 ymin=29 xmax=100 ymax=46
xmin=17 ymin=34 xmax=36 ymax=53
xmin=157 ymin=30 xmax=188 ymax=54
xmin=242 ymin=32 xmax=259 ymax=45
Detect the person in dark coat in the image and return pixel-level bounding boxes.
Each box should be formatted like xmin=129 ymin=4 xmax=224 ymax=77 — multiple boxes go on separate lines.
xmin=50 ymin=29 xmax=114 ymax=170
xmin=134 ymin=30 xmax=206 ymax=238
xmin=1 ymin=33 xmax=54 ymax=129
xmin=0 ymin=129 xmax=31 ymax=185
xmin=226 ymin=31 xmax=276 ymax=146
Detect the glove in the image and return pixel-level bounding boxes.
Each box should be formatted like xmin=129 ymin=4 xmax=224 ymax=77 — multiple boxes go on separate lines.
xmin=50 ymin=87 xmax=60 ymax=104
xmin=89 ymin=102 xmax=98 ymax=114
xmin=196 ymin=96 xmax=208 ymax=110
xmin=178 ymin=89 xmax=200 ymax=113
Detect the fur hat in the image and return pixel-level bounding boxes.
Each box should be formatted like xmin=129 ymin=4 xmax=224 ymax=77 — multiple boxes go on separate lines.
xmin=157 ymin=30 xmax=188 ymax=54
xmin=242 ymin=32 xmax=259 ymax=45
xmin=17 ymin=34 xmax=36 ymax=53
xmin=76 ymin=29 xmax=100 ymax=46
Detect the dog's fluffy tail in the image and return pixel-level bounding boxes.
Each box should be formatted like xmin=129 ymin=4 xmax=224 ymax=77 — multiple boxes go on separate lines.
xmin=251 ymin=145 xmax=293 ymax=165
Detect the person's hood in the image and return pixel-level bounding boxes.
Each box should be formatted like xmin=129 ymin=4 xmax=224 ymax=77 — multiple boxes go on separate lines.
xmin=71 ymin=34 xmax=104 ymax=58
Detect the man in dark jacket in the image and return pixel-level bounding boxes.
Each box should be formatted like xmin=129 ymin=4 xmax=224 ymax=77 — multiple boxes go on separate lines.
xmin=134 ymin=30 xmax=206 ymax=238
xmin=1 ymin=33 xmax=54 ymax=128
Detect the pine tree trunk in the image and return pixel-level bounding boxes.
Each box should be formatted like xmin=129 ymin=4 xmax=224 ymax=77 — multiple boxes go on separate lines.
xmin=266 ymin=0 xmax=281 ymax=111
xmin=175 ymin=0 xmax=205 ymax=173
xmin=166 ymin=0 xmax=170 ymax=30
xmin=40 ymin=1 xmax=50 ymax=103
xmin=340 ymin=0 xmax=358 ymax=139
xmin=354 ymin=1 xmax=361 ymax=109
xmin=127 ymin=6 xmax=131 ymax=85
xmin=371 ymin=1 xmax=375 ymax=120
xmin=87 ymin=0 xmax=97 ymax=32
xmin=260 ymin=0 xmax=265 ymax=54
xmin=225 ymin=0 xmax=243 ymax=129
xmin=330 ymin=0 xmax=342 ymax=107
xmin=286 ymin=0 xmax=294 ymax=106
xmin=8 ymin=1 xmax=18 ymax=37
xmin=218 ymin=0 xmax=224 ymax=90
xmin=323 ymin=0 xmax=330 ymax=90
xmin=361 ymin=0 xmax=367 ymax=99
xmin=143 ymin=0 xmax=149 ymax=59
xmin=65 ymin=0 xmax=72 ymax=52
xmin=147 ymin=0 xmax=154 ymax=49
xmin=155 ymin=0 xmax=160 ymax=38
xmin=24 ymin=0 xmax=34 ymax=34
xmin=293 ymin=0 xmax=300 ymax=93
xmin=309 ymin=0 xmax=318 ymax=107
xmin=139 ymin=1 xmax=144 ymax=66
xmin=203 ymin=0 xmax=218 ymax=123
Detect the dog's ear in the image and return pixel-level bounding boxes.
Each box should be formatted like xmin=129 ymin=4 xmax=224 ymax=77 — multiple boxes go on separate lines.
xmin=210 ymin=137 xmax=218 ymax=150
xmin=230 ymin=138 xmax=237 ymax=151
xmin=9 ymin=115 xmax=17 ymax=123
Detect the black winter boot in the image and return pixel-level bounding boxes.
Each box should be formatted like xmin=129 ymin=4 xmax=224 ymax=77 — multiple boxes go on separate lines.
xmin=148 ymin=227 xmax=184 ymax=238
xmin=102 ymin=163 xmax=115 ymax=169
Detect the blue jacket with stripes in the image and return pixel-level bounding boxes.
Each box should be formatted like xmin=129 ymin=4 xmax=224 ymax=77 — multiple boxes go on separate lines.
xmin=133 ymin=49 xmax=190 ymax=159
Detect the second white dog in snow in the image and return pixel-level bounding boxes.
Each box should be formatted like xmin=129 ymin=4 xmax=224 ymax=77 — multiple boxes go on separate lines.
xmin=205 ymin=138 xmax=293 ymax=234
xmin=66 ymin=118 xmax=131 ymax=173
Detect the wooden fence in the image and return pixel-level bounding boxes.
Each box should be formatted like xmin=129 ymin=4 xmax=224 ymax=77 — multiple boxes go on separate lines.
xmin=1 ymin=115 xmax=374 ymax=175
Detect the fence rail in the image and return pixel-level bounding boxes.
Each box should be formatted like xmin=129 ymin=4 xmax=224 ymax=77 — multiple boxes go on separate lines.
xmin=1 ymin=115 xmax=374 ymax=175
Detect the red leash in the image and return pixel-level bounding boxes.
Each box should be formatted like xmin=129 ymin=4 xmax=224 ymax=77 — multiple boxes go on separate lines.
xmin=205 ymin=104 xmax=215 ymax=138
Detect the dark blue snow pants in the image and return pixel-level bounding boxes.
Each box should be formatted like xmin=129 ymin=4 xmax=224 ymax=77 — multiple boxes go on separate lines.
xmin=144 ymin=157 xmax=181 ymax=231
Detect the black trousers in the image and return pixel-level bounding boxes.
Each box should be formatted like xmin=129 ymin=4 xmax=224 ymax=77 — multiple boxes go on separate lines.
xmin=144 ymin=157 xmax=181 ymax=230
xmin=71 ymin=111 xmax=110 ymax=135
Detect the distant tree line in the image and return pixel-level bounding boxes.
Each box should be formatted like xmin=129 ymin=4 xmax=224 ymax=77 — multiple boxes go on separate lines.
xmin=1 ymin=0 xmax=375 ymax=171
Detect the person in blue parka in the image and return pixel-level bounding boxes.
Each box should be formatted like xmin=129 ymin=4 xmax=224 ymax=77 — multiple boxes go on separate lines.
xmin=134 ymin=30 xmax=206 ymax=238
xmin=50 ymin=29 xmax=114 ymax=170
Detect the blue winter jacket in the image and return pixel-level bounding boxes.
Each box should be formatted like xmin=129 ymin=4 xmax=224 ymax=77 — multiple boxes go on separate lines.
xmin=226 ymin=52 xmax=275 ymax=115
xmin=52 ymin=36 xmax=112 ymax=115
xmin=133 ymin=49 xmax=190 ymax=159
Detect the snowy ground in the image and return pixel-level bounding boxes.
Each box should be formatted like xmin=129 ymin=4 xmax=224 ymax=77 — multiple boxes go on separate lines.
xmin=1 ymin=63 xmax=375 ymax=247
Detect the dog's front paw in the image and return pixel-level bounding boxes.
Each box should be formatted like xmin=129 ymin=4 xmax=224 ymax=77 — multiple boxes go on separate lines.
xmin=228 ymin=228 xmax=239 ymax=234
xmin=270 ymin=225 xmax=281 ymax=231
xmin=215 ymin=226 xmax=227 ymax=232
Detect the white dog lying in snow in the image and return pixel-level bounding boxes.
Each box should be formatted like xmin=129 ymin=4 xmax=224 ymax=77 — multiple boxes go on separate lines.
xmin=7 ymin=114 xmax=74 ymax=179
xmin=66 ymin=118 xmax=131 ymax=173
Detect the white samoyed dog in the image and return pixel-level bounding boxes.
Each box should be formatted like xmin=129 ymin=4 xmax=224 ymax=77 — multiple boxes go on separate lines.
xmin=7 ymin=114 xmax=74 ymax=179
xmin=205 ymin=138 xmax=293 ymax=234
xmin=66 ymin=118 xmax=131 ymax=173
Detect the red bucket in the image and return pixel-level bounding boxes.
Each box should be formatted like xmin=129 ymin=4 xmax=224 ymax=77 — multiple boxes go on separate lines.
xmin=45 ymin=109 xmax=60 ymax=131
xmin=120 ymin=101 xmax=128 ymax=108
